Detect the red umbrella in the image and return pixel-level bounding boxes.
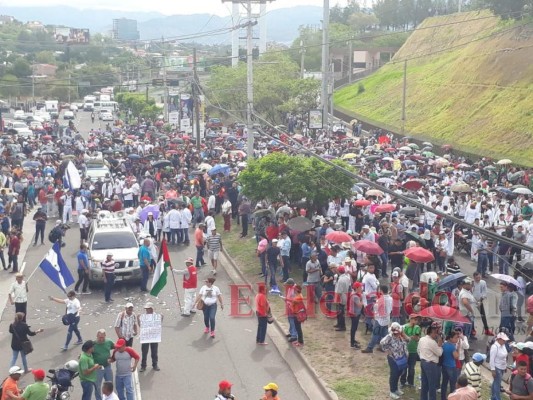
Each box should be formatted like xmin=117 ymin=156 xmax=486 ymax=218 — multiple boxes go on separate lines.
xmin=354 ymin=199 xmax=371 ymax=207
xmin=182 ymin=135 xmax=191 ymax=140
xmin=385 ymin=147 xmax=396 ymax=152
xmin=353 ymin=240 xmax=383 ymax=255
xmin=42 ymin=135 xmax=52 ymax=141
xmin=442 ymin=144 xmax=452 ymax=151
xmin=404 ymin=247 xmax=435 ymax=263
xmin=375 ymin=204 xmax=396 ymax=213
xmin=403 ymin=180 xmax=424 ymax=191
xmin=418 ymin=305 xmax=470 ymax=324
xmin=325 ymin=231 xmax=352 ymax=243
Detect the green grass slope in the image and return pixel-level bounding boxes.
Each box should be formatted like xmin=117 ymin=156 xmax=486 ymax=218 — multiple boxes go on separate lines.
xmin=334 ymin=11 xmax=533 ymax=166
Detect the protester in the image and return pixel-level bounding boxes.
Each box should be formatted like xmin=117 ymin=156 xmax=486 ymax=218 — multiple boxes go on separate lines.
xmin=170 ymin=257 xmax=198 ymax=317
xmin=400 ymin=314 xmax=421 ymax=389
xmin=93 ymin=329 xmax=115 ymax=400
xmin=49 ymin=290 xmax=83 ymax=351
xmin=255 ymin=284 xmax=270 ymax=345
xmin=196 ymin=277 xmax=224 ymax=338
xmin=101 ymin=381 xmax=120 ymax=400
xmin=261 ymin=382 xmax=280 ymax=400
xmin=291 ymin=284 xmax=305 ymax=347
xmin=463 ymin=352 xmax=486 ymax=398
xmin=9 ymin=312 xmax=44 ymax=373
xmin=79 ymin=340 xmax=100 ymax=400
xmin=9 ymin=368 xmax=49 ymax=400
xmin=109 ymin=338 xmax=139 ymax=400
xmin=447 ymin=374 xmax=478 ymax=400
xmin=379 ymin=322 xmax=409 ymax=399
xmin=215 ymin=380 xmax=234 ymax=400
xmin=74 ymin=244 xmax=91 ymax=295
xmin=102 ymin=252 xmax=116 ymax=303
xmin=489 ymin=332 xmax=510 ymax=400
xmin=206 ymin=227 xmax=222 ymax=275
xmin=137 ymin=302 xmax=162 ymax=372
xmin=418 ymin=322 xmax=443 ymax=400
xmin=8 ymin=273 xmax=29 ymax=321
xmin=114 ymin=303 xmax=138 ymax=347
xmin=1 ymin=366 xmax=23 ymax=400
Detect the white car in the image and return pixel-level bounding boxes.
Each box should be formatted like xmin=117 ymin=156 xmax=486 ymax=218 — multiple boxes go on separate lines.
xmin=63 ymin=111 xmax=75 ymax=120
xmin=100 ymin=112 xmax=114 ymax=121
xmin=69 ymin=104 xmax=78 ymax=111
xmin=14 ymin=110 xmax=25 ymax=120
xmin=9 ymin=122 xmax=33 ymax=138
xmin=34 ymin=112 xmax=51 ymax=122
xmin=87 ymin=212 xmax=142 ymax=284
xmin=29 ymin=121 xmax=44 ymax=130
xmin=85 ymin=165 xmax=110 ymax=181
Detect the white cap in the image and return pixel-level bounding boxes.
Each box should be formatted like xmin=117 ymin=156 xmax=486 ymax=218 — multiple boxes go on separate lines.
xmin=496 ymin=332 xmax=509 ymax=341
xmin=9 ymin=366 xmax=23 ymax=375
xmin=125 ymin=302 xmax=134 ymax=308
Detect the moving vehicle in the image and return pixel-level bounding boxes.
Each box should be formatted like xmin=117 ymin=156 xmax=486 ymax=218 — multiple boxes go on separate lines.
xmin=83 ymin=95 xmax=96 ymax=111
xmin=93 ymin=101 xmax=118 ymax=113
xmin=45 ymin=100 xmax=59 ymax=118
xmin=7 ymin=121 xmax=33 ymax=138
xmin=14 ymin=110 xmax=25 ymax=120
xmin=87 ymin=211 xmax=142 ymax=284
xmin=100 ymin=112 xmax=113 ymax=121
xmin=63 ymin=111 xmax=75 ymax=120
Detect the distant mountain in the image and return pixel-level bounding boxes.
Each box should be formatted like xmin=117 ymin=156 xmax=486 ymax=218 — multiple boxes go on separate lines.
xmin=0 ymin=5 xmax=322 ymax=43
xmin=0 ymin=5 xmax=164 ymax=32
xmin=139 ymin=6 xmax=323 ymax=44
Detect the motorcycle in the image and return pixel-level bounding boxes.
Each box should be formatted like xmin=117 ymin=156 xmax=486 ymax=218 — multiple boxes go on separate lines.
xmin=454 ymin=227 xmax=471 ymax=255
xmin=46 ymin=360 xmax=79 ymax=400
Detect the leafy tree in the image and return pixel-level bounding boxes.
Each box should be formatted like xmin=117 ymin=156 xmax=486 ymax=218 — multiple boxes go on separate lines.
xmin=238 ymin=153 xmax=354 ymax=210
xmin=34 ymin=51 xmax=56 ymax=64
xmin=481 ymin=0 xmax=531 ymax=18
xmin=8 ymin=58 xmax=32 ymax=78
xmin=0 ymin=74 xmax=20 ymax=97
xmin=330 ymin=0 xmax=361 ymax=25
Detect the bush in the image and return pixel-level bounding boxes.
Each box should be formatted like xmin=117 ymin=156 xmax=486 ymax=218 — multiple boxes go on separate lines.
xmin=357 ymin=82 xmax=365 ymax=94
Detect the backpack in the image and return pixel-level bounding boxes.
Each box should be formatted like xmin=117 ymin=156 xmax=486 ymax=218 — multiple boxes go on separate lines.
xmin=11 ymin=204 xmax=23 ymax=220
xmin=56 ymin=368 xmax=72 ymax=388
xmin=48 ymin=227 xmax=61 ymax=243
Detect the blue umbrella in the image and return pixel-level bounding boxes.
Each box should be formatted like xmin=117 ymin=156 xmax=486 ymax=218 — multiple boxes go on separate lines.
xmin=436 ymin=272 xmax=466 ymax=289
xmin=22 ymin=161 xmax=41 ymax=168
xmin=208 ymin=164 xmax=230 ymax=176
xmin=269 ymin=139 xmax=279 ymax=146
xmin=404 ymin=170 xmax=419 ymax=177
xmin=403 ymin=160 xmax=416 ymax=166
xmin=128 ymin=154 xmax=141 ymax=160
xmin=226 ymin=136 xmax=237 ymax=142
xmin=496 ymin=187 xmax=514 ymax=196
xmin=139 ymin=204 xmax=160 ymax=223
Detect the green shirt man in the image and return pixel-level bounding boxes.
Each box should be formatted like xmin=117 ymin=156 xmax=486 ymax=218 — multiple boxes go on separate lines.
xmin=79 ymin=345 xmax=99 ymax=383
xmin=92 ymin=337 xmax=114 ymax=367
xmin=19 ymin=370 xmax=49 ymax=400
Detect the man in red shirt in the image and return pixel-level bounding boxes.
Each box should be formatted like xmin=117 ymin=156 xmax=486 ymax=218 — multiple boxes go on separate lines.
xmin=170 ymin=258 xmax=198 ymax=317
xmin=265 ymin=220 xmax=279 ymax=242
xmin=8 ymin=232 xmax=21 ymax=273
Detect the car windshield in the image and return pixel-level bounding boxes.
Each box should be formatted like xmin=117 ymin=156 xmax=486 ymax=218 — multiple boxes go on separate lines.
xmin=92 ymin=232 xmax=138 ymax=250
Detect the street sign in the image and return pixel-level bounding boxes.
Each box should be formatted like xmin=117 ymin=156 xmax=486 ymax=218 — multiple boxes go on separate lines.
xmin=78 ymin=81 xmax=91 ymax=87
xmin=180 ymin=118 xmax=192 ymax=133
xmin=152 ymin=78 xmax=164 ymax=86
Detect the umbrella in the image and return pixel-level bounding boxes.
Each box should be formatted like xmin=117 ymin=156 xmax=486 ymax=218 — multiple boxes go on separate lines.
xmin=491 ymin=274 xmax=523 ymax=288
xmin=375 ymin=204 xmax=396 ymax=213
xmin=484 ymin=165 xmax=497 ymax=171
xmin=208 ymin=164 xmax=230 ymax=176
xmin=342 ymin=153 xmax=357 ymax=160
xmin=496 ymin=187 xmax=514 ymax=196
xmin=403 ymin=180 xmax=424 ymax=191
xmin=198 ymin=163 xmax=212 ymax=171
xmin=426 ymin=173 xmax=442 ymax=180
xmin=404 ymin=247 xmax=435 ymax=263
xmin=325 ymin=231 xmax=353 ymax=243
xmin=276 ymin=205 xmax=292 ymax=217
xmin=379 ymin=170 xmax=395 ymax=176
xmin=457 ymin=163 xmax=471 ymax=169
xmin=353 ymin=240 xmax=384 ymax=255
xmin=128 ymin=154 xmax=141 ymax=160
xmin=513 ymin=188 xmax=533 ymax=195
xmin=422 ymin=151 xmax=435 ymax=157
xmin=436 ymin=272 xmax=467 ymax=289
xmin=405 ymin=231 xmax=427 ymax=247
xmin=435 ymin=158 xmax=450 ymax=166
xmin=286 ymin=216 xmax=314 ymax=232
xmin=403 ymin=160 xmax=416 ymax=166
xmin=399 ymin=146 xmax=412 ymax=152
xmin=139 ymin=205 xmax=160 ymax=223
xmin=366 ymin=189 xmax=384 ymax=197
xmin=253 ymin=209 xmax=274 ymax=218
xmin=441 ymin=144 xmax=452 ymax=151
xmin=152 ymin=160 xmax=172 ymax=168
xmin=352 ymin=185 xmax=364 ymax=194
xmin=450 ymin=183 xmax=472 ymax=193
xmin=398 ymin=207 xmax=420 ymax=216
xmin=497 ymin=159 xmax=512 ymax=165
xmin=22 ymin=161 xmax=41 ymax=168
xmin=377 ymin=177 xmax=395 ymax=185
xmin=404 ymin=170 xmax=419 ymax=177
xmin=41 ymin=150 xmax=56 ymax=156
xmin=422 ymin=141 xmax=433 ymax=147
xmin=408 ymin=143 xmax=419 ymax=150
xmin=366 ymin=155 xmax=381 ymax=162
xmin=384 ymin=147 xmax=396 ymax=152
xmin=42 ymin=135 xmax=52 ymax=141
xmin=382 ymin=157 xmax=394 ymax=162
xmin=354 ymin=199 xmax=371 ymax=207
xmin=418 ymin=305 xmax=470 ymax=324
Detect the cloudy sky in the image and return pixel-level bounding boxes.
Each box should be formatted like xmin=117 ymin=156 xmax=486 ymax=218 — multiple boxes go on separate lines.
xmin=0 ymin=0 xmax=354 ymax=15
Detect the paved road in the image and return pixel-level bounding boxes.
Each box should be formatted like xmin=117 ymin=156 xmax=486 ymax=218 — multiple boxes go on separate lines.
xmin=0 ymin=110 xmax=310 ymax=400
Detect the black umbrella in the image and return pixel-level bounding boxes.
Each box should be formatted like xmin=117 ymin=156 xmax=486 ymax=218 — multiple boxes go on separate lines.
xmin=399 ymin=207 xmax=420 ymax=216
xmin=405 ymin=231 xmax=427 ymax=247
xmin=437 ymin=273 xmax=466 ymax=289
xmin=152 ymin=160 xmax=172 ymax=168
xmin=286 ymin=216 xmax=314 ymax=232
xmin=128 ymin=154 xmax=141 ymax=160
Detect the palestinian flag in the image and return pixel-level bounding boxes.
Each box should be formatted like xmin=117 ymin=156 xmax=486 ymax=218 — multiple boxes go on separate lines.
xmin=150 ymin=239 xmax=171 ymax=296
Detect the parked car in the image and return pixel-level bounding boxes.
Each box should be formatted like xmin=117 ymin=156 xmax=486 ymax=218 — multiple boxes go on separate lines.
xmin=63 ymin=111 xmax=75 ymax=120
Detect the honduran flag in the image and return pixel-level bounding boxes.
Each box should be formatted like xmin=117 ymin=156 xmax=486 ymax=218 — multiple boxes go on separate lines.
xmin=39 ymin=242 xmax=75 ymax=292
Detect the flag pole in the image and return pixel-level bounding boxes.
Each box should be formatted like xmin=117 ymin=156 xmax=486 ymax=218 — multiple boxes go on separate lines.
xmin=170 ymin=270 xmax=182 ymax=310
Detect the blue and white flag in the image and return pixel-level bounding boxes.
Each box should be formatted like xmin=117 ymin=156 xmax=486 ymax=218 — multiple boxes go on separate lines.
xmin=63 ymin=161 xmax=81 ymax=190
xmin=39 ymin=242 xmax=75 ymax=292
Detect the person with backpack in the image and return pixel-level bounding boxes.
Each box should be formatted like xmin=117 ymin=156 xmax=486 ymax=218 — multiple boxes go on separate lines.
xmin=504 ymin=360 xmax=533 ymax=399
xmin=114 ymin=303 xmax=138 ymax=347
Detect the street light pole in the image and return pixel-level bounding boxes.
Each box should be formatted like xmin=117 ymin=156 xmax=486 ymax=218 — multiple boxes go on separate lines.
xmin=246 ymin=0 xmax=254 ymax=158
xmin=321 ymin=0 xmax=330 ymax=130
xmin=401 ymin=60 xmax=407 ymax=135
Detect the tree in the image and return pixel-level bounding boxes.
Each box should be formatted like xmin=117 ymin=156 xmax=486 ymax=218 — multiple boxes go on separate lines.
xmin=0 ymin=74 xmax=20 ymax=97
xmin=8 ymin=58 xmax=32 ymax=79
xmin=35 ymin=51 xmax=56 ymax=64
xmin=238 ymin=153 xmax=354 ymax=211
xmin=481 ymin=0 xmax=531 ymax=18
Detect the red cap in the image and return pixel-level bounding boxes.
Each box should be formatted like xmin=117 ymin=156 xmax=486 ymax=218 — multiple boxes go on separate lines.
xmin=219 ymin=380 xmax=233 ymax=391
xmin=115 ymin=338 xmax=126 ymax=348
xmin=352 ymin=282 xmax=363 ymax=289
xmin=337 ymin=266 xmax=346 ymax=274
xmin=32 ymin=369 xmax=45 ymax=380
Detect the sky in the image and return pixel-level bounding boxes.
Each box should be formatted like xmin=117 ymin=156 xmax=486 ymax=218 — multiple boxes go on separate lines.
xmin=0 ymin=0 xmax=355 ymax=16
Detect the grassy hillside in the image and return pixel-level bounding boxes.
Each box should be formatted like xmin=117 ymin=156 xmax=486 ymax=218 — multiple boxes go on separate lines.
xmin=334 ymin=11 xmax=533 ymax=166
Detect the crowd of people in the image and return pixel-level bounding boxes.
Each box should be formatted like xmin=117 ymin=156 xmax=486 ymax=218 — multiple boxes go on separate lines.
xmin=1 ymin=110 xmax=533 ymax=400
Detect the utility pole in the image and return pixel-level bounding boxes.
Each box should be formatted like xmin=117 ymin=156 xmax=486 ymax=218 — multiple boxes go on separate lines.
xmin=321 ymin=0 xmax=330 ymax=130
xmin=31 ymin=75 xmax=35 ymax=103
xmin=68 ymin=73 xmax=71 ymax=103
xmin=348 ymin=38 xmax=353 ymax=83
xmin=246 ymin=0 xmax=254 ymax=158
xmin=458 ymin=0 xmax=462 ymax=13
xmin=300 ymin=40 xmax=305 ymax=79
xmin=193 ymin=48 xmax=202 ymax=149
xmin=162 ymin=37 xmax=169 ymax=122
xmin=401 ymin=60 xmax=407 ymax=135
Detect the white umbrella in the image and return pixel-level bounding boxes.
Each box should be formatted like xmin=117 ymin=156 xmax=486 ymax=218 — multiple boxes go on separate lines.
xmin=377 ymin=177 xmax=395 ymax=184
xmin=513 ymin=187 xmax=533 ymax=195
xmin=399 ymin=146 xmax=412 ymax=152
xmin=497 ymin=159 xmax=512 ymax=165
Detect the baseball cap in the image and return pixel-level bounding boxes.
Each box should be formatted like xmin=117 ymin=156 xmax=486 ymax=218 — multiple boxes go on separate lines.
xmin=9 ymin=366 xmax=23 ymax=375
xmin=185 ymin=257 xmax=194 ymax=264
xmin=272 ymin=239 xmax=278 ymax=243
xmin=344 ymin=257 xmax=352 ymax=263
xmin=125 ymin=303 xmax=134 ymax=308
xmin=463 ymin=277 xmax=473 ymax=284
xmin=472 ymin=353 xmax=487 ymax=363
xmin=263 ymin=383 xmax=279 ymax=391
xmin=107 ymin=252 xmax=113 ymax=256
xmin=496 ymin=332 xmax=510 ymax=341
xmin=362 ymin=225 xmax=370 ymax=229
xmin=144 ymin=302 xmax=154 ymax=309
xmin=32 ymin=369 xmax=45 ymax=380
xmin=284 ymin=278 xmax=295 ymax=285
xmin=352 ymin=282 xmax=363 ymax=289
xmin=392 ymin=271 xmax=399 ymax=277
xmin=337 ymin=266 xmax=346 ymax=274
xmin=219 ymin=380 xmax=233 ymax=391
xmin=115 ymin=338 xmax=126 ymax=348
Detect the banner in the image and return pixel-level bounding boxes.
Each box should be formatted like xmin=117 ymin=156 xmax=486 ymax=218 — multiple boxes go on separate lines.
xmin=139 ymin=313 xmax=162 ymax=344
xmin=308 ymin=110 xmax=323 ymax=129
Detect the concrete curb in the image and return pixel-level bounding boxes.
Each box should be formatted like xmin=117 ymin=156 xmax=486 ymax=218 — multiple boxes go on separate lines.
xmin=220 ymin=247 xmax=338 ymax=400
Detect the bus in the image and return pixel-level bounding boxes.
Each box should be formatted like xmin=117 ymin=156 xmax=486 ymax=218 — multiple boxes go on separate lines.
xmin=93 ymin=101 xmax=118 ymax=113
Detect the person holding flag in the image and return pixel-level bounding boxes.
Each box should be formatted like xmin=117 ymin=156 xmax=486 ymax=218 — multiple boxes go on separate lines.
xmin=170 ymin=257 xmax=197 ymax=317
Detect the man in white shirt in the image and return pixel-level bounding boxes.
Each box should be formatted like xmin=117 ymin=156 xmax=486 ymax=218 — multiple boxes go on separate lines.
xmin=101 ymin=381 xmax=119 ymax=400
xmin=8 ymin=273 xmax=28 ymax=321
xmin=178 ymin=204 xmax=192 ymax=244
xmin=418 ymin=323 xmax=443 ymax=400
xmin=78 ymin=209 xmax=90 ymax=245
xmin=205 ymin=211 xmax=216 ymax=237
xmin=167 ymin=205 xmax=181 ymax=245
xmin=361 ymin=284 xmax=392 ymax=353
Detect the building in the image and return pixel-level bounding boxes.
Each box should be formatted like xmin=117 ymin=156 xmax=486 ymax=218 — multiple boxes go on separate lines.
xmin=32 ymin=64 xmax=58 ymax=77
xmin=0 ymin=15 xmax=15 ymax=25
xmin=112 ymin=18 xmax=140 ymax=41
